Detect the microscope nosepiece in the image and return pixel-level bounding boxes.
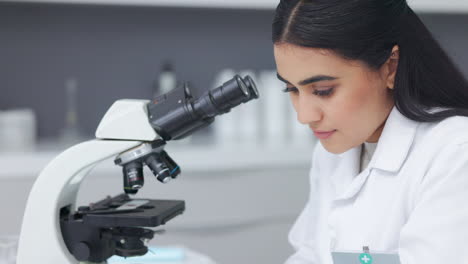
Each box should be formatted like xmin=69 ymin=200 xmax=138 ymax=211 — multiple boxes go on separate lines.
xmin=115 ymin=142 xmax=180 ymax=193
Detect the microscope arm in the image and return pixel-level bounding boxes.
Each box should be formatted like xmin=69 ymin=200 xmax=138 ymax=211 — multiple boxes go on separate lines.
xmin=17 ymin=140 xmax=141 ymax=264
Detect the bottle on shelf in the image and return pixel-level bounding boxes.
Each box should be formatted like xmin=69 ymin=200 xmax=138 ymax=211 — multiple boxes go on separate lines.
xmin=211 ymin=68 xmax=238 ymax=148
xmin=154 ymin=61 xmax=192 ymax=146
xmin=236 ymin=69 xmax=261 ymax=147
xmin=154 ymin=61 xmax=177 ymax=98
xmin=258 ymin=70 xmax=290 ymax=149
xmin=59 ymin=77 xmax=85 ymax=147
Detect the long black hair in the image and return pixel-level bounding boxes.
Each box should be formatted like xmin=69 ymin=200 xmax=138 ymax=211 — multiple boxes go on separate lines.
xmin=272 ymin=0 xmax=468 ymax=122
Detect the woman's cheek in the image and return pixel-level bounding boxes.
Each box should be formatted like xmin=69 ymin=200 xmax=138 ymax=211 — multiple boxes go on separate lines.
xmin=341 ymin=85 xmax=372 ymax=113
xmin=331 ymin=91 xmax=359 ymax=115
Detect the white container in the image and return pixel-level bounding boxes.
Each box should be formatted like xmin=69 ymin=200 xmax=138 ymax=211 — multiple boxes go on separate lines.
xmin=211 ymin=69 xmax=238 ymax=148
xmin=258 ymin=70 xmax=289 ymax=148
xmin=158 ymin=64 xmax=177 ymax=95
xmin=236 ymin=69 xmax=261 ymax=147
xmin=0 ymin=109 xmax=36 ymax=152
xmin=0 ymin=236 xmax=18 ymax=264
xmin=288 ymin=104 xmax=316 ymax=147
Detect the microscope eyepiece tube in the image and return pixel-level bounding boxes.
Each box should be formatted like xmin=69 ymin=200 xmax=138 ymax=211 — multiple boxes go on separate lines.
xmin=202 ymin=75 xmax=250 ymax=113
xmin=147 ymin=74 xmax=259 ymax=141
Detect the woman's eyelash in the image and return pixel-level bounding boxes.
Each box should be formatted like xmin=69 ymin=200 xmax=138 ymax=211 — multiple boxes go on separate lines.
xmin=282 ymin=86 xmax=334 ymax=97
xmin=282 ymin=87 xmax=298 ymax=93
xmin=313 ymin=88 xmax=334 ymax=96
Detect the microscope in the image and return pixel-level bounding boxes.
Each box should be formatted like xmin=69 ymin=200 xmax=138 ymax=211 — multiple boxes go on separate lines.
xmin=16 ymin=75 xmax=259 ymax=264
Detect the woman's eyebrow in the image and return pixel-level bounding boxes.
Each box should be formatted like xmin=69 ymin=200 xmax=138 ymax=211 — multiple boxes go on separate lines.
xmin=277 ymin=73 xmax=338 ymax=85
xmin=276 ymin=73 xmax=290 ymax=84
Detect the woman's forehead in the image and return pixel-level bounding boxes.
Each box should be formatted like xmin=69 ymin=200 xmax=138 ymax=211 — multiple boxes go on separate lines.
xmin=274 ymin=43 xmax=362 ymax=82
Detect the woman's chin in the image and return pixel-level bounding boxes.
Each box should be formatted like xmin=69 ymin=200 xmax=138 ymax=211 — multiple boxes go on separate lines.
xmin=320 ymin=140 xmax=350 ymax=155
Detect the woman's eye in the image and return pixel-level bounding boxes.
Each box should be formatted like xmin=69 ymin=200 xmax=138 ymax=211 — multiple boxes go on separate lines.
xmin=282 ymin=86 xmax=335 ymax=97
xmin=282 ymin=86 xmax=299 ymax=93
xmin=313 ymin=87 xmax=334 ymax=97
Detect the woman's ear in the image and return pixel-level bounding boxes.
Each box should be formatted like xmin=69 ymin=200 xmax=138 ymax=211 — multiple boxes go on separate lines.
xmin=385 ymin=45 xmax=400 ymax=90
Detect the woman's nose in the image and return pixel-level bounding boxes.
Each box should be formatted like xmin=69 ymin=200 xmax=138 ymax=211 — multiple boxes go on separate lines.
xmin=295 ymin=98 xmax=322 ymax=125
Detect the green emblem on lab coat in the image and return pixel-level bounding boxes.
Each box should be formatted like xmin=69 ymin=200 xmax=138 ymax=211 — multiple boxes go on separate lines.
xmin=359 ymin=253 xmax=373 ymax=264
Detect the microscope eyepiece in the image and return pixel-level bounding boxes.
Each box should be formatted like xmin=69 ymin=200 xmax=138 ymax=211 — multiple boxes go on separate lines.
xmin=204 ymin=75 xmax=250 ymax=113
xmin=147 ymin=74 xmax=259 ymax=141
xmin=243 ymin=75 xmax=259 ymax=100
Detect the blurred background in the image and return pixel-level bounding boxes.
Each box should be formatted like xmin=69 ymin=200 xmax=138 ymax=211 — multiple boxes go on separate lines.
xmin=0 ymin=0 xmax=467 ymax=263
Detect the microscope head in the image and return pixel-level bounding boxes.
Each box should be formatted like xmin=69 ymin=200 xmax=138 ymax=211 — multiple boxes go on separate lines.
xmin=95 ymin=74 xmax=258 ymax=142
xmin=110 ymin=75 xmax=259 ymax=194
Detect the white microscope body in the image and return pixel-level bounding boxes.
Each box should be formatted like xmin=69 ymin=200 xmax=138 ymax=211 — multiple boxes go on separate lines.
xmin=17 ymin=100 xmax=159 ymax=264
xmin=16 ymin=75 xmax=259 ymax=264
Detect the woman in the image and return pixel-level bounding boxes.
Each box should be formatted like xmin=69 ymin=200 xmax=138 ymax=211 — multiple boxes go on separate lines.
xmin=272 ymin=0 xmax=468 ymax=263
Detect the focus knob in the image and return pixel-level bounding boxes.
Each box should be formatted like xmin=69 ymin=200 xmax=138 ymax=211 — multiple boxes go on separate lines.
xmin=73 ymin=241 xmax=91 ymax=261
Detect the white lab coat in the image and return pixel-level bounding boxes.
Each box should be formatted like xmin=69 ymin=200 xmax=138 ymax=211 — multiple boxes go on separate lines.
xmin=285 ymin=106 xmax=468 ymax=264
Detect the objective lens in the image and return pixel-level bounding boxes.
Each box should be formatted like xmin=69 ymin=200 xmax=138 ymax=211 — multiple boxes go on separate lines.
xmin=123 ymin=162 xmax=144 ymax=194
xmin=145 ymin=154 xmax=172 ymax=183
xmin=160 ymin=151 xmax=180 ymax=179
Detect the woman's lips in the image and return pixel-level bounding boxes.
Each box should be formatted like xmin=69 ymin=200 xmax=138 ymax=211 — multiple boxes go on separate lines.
xmin=313 ymin=129 xmax=336 ymax=139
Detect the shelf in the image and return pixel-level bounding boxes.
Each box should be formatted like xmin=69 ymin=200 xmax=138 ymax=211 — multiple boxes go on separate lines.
xmin=1 ymin=0 xmax=277 ymax=9
xmin=409 ymin=0 xmax=468 ymax=13
xmin=0 ymin=142 xmax=314 ymax=179
xmin=3 ymin=0 xmax=468 ymax=13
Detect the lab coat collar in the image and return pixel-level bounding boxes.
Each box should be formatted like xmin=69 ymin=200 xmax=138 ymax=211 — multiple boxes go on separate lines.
xmin=371 ymin=106 xmax=419 ymax=172
xmin=335 ymin=106 xmax=418 ymax=172
xmin=330 ymin=106 xmax=419 ymax=201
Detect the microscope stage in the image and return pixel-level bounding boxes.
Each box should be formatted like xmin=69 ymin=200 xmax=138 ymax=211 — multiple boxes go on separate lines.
xmin=77 ymin=194 xmax=185 ymax=228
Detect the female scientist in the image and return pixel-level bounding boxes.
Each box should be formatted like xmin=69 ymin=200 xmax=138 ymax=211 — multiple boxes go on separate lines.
xmin=272 ymin=0 xmax=468 ymax=263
